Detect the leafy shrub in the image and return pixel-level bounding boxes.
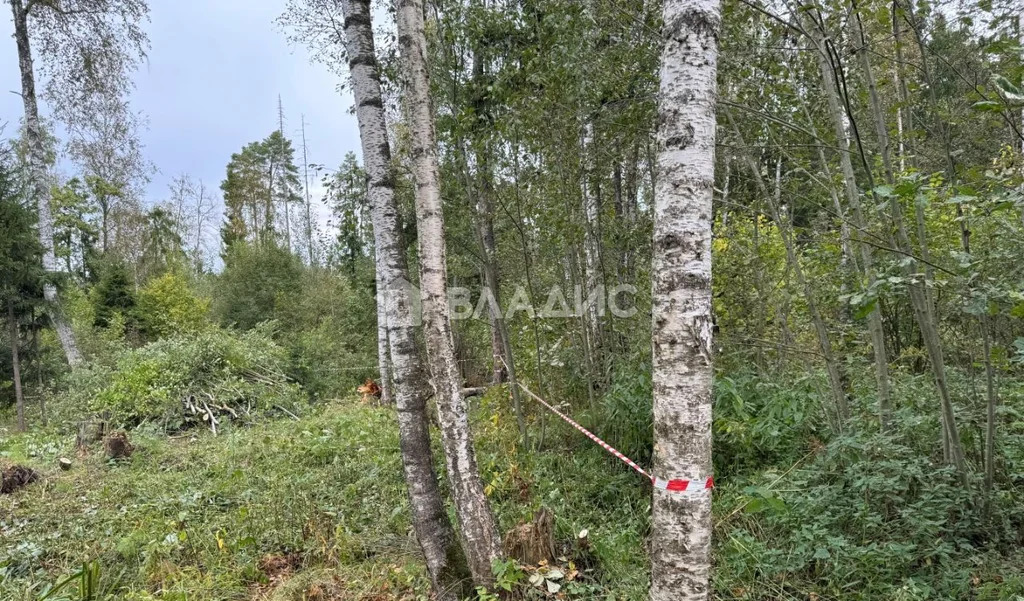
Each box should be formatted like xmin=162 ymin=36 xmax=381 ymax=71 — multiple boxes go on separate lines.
xmin=713 ymin=369 xmax=823 ymax=476
xmin=598 ymin=361 xmax=653 ymax=467
xmin=214 ymin=243 xmax=303 ymax=331
xmin=275 ymin=268 xmax=378 ymax=400
xmin=135 ymin=271 xmax=211 ymax=339
xmin=715 ymin=423 xmax=1024 ymax=600
xmin=86 ymin=324 xmax=302 ymax=430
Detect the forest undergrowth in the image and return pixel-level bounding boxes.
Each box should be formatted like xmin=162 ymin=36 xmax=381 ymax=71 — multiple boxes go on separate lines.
xmin=3 ymin=364 xmax=1024 ymax=601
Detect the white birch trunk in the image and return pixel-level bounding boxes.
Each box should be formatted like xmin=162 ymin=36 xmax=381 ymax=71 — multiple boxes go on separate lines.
xmin=650 ymin=1 xmax=720 ymax=598
xmin=375 ymin=279 xmax=394 ymax=405
xmin=10 ymin=0 xmax=83 ymax=368
xmin=580 ymin=124 xmax=602 ymax=350
xmin=340 ymin=0 xmax=469 ymax=596
xmin=395 ymin=0 xmax=502 ymax=586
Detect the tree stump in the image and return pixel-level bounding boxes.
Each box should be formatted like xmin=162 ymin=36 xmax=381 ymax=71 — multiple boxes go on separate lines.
xmin=503 ymin=507 xmax=556 ymax=566
xmin=104 ymin=431 xmax=134 ymax=459
xmin=1 ymin=463 xmax=39 ymax=494
xmin=76 ymin=418 xmax=108 ymax=452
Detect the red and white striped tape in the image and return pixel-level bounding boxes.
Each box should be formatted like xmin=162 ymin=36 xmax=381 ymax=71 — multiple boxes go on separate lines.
xmin=514 ymin=380 xmax=713 ymax=495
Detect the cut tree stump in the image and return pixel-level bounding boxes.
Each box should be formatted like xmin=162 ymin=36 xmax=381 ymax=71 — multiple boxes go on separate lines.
xmin=76 ymin=418 xmax=108 ymax=452
xmin=1 ymin=463 xmax=40 ymax=494
xmin=104 ymin=431 xmax=134 ymax=459
xmin=503 ymin=507 xmax=556 ymax=566
xmin=58 ymin=457 xmax=73 ymax=471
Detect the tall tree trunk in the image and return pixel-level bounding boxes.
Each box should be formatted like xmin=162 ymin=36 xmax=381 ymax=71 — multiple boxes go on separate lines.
xmin=467 ymin=49 xmax=511 ymax=386
xmin=340 ymin=1 xmax=469 ymax=596
xmin=649 ymin=0 xmax=720 ymax=597
xmin=580 ymin=123 xmax=603 ymax=354
xmin=301 ymin=115 xmax=315 ymax=265
xmin=727 ymin=112 xmax=850 ymax=424
xmin=9 ymin=298 xmax=26 ymax=432
xmin=476 ymin=155 xmax=509 ymax=385
xmin=808 ymin=14 xmax=892 ymax=430
xmin=395 ymin=0 xmax=502 ymax=588
xmin=982 ymin=316 xmax=997 ymax=493
xmin=32 ymin=309 xmax=45 ymax=426
xmin=830 ymin=5 xmax=967 ymax=476
xmin=472 ymin=153 xmax=526 ymax=443
xmin=10 ymin=0 xmax=82 ymax=368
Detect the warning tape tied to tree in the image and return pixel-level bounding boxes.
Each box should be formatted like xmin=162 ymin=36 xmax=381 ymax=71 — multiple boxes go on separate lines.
xmin=514 ymin=380 xmax=714 ymax=495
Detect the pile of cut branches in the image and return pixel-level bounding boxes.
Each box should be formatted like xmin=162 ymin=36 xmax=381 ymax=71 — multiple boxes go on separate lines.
xmin=87 ymin=324 xmax=303 ymax=432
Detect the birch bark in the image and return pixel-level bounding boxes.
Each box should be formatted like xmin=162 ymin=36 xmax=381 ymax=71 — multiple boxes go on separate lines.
xmin=650 ymin=0 xmax=720 ymax=598
xmin=394 ymin=0 xmax=503 ymax=587
xmin=340 ymin=0 xmax=469 ymax=596
xmin=10 ymin=0 xmax=83 ymax=368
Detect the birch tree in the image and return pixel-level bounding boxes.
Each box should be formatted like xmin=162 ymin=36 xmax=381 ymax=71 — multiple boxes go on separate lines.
xmin=395 ymin=0 xmax=503 ymax=586
xmin=650 ymin=0 xmax=721 ymax=598
xmin=8 ymin=0 xmax=149 ymax=367
xmin=336 ymin=0 xmax=471 ymax=596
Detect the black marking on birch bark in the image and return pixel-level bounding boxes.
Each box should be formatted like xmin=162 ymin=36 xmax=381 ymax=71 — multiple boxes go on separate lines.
xmin=344 ymin=12 xmax=372 ymax=29
xmin=359 ymin=96 xmax=384 ymax=109
xmin=348 ymin=53 xmax=378 ymax=68
xmin=664 ymin=8 xmax=721 ymax=43
xmin=657 ymin=231 xmax=706 ymax=255
xmin=664 ymin=124 xmax=696 ymax=150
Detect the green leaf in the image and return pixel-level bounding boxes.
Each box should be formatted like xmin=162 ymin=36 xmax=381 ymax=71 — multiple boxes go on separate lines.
xmin=854 ymin=297 xmax=879 ymax=320
xmin=992 ymin=75 xmax=1024 ymax=103
xmin=972 ymin=100 xmax=1004 ymax=112
xmin=873 ymin=185 xmax=894 ymax=197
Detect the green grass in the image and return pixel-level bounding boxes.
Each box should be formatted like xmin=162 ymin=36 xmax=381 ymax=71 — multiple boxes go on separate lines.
xmin=0 ymin=392 xmax=652 ymax=600
xmin=4 ymin=377 xmax=1024 ymax=600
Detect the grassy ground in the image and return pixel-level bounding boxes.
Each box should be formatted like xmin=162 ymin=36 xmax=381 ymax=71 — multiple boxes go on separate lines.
xmin=1 ymin=393 xmax=651 ymax=600
xmin=4 ymin=378 xmax=1024 ymax=600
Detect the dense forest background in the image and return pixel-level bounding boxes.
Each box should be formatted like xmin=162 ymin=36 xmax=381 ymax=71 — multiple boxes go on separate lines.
xmin=2 ymin=0 xmax=1024 ymax=599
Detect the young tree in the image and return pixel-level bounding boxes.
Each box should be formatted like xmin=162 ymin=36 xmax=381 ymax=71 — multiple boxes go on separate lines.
xmin=649 ymin=0 xmax=721 ymax=598
xmin=0 ymin=155 xmax=42 ymax=433
xmin=326 ymin=153 xmax=372 ymax=274
xmin=51 ymin=178 xmax=99 ymax=279
xmin=8 ymin=0 xmax=149 ymax=367
xmin=395 ymin=0 xmax=503 ymax=587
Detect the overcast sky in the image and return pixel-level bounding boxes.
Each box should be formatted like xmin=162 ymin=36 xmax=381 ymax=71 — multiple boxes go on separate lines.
xmin=0 ymin=0 xmax=362 ymax=226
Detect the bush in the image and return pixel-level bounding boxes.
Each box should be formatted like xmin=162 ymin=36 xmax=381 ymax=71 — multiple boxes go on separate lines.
xmin=713 ymin=369 xmax=824 ymax=476
xmin=86 ymin=324 xmax=303 ymax=430
xmin=277 ymin=269 xmax=378 ymax=399
xmin=135 ymin=271 xmax=211 ymax=339
xmin=214 ymin=243 xmax=303 ymax=331
xmin=714 ymin=419 xmax=1024 ymax=600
